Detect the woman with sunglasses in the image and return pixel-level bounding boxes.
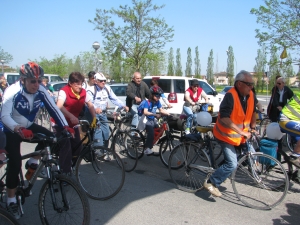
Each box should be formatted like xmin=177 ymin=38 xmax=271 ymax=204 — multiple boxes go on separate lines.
xmin=183 ymin=79 xmax=209 ymax=134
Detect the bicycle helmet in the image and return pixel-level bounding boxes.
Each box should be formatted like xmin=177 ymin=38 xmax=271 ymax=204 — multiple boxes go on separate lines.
xmin=150 ymin=86 xmax=163 ymax=96
xmin=19 ymin=62 xmax=44 ymax=79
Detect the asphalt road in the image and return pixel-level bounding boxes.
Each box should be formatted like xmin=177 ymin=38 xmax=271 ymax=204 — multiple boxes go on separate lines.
xmin=7 ymin=140 xmax=300 ymax=225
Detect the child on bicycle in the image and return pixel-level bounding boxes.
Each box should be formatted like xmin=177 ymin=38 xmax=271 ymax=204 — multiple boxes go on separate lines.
xmin=138 ymin=86 xmax=171 ymax=155
xmin=183 ymin=79 xmax=209 ymax=134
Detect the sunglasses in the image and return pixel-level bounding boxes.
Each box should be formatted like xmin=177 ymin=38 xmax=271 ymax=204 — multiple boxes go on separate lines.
xmin=277 ymin=83 xmax=282 ymax=85
xmin=29 ymin=79 xmax=39 ymax=84
xmin=239 ymin=81 xmax=254 ymax=87
xmin=98 ymin=80 xmax=106 ymax=83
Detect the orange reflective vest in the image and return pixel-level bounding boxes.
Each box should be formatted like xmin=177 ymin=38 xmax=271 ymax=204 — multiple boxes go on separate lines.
xmin=213 ymin=88 xmax=254 ymax=146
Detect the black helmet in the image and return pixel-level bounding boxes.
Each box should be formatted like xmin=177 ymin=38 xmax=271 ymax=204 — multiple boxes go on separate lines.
xmin=150 ymin=86 xmax=163 ymax=96
xmin=19 ymin=62 xmax=44 ymax=79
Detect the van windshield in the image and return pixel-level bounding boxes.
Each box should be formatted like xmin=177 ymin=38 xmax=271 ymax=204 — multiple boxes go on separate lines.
xmin=46 ymin=76 xmax=63 ymax=82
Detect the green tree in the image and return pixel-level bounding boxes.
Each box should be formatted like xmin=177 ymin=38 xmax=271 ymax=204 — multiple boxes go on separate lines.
xmin=251 ymin=0 xmax=300 ymax=55
xmin=185 ymin=47 xmax=192 ymax=76
xmin=206 ymin=49 xmax=214 ymax=85
xmin=167 ymin=47 xmax=174 ymax=76
xmin=34 ymin=54 xmax=69 ymax=77
xmin=253 ymin=46 xmax=267 ymax=92
xmin=194 ymin=46 xmax=201 ymax=78
xmin=226 ymin=46 xmax=234 ymax=85
xmin=90 ymin=0 xmax=174 ymax=72
xmin=268 ymin=46 xmax=281 ymax=89
xmin=0 ymin=47 xmax=13 ymax=71
xmin=175 ymin=48 xmax=183 ymax=76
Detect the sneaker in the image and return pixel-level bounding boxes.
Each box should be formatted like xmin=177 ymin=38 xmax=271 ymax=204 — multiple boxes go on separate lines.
xmin=144 ymin=148 xmax=153 ymax=155
xmin=104 ymin=154 xmax=111 ymax=161
xmin=185 ymin=128 xmax=190 ymax=135
xmin=7 ymin=202 xmax=21 ymax=220
xmin=203 ymin=180 xmax=222 ymax=197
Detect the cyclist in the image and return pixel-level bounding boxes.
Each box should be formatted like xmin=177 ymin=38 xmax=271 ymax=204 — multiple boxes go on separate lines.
xmin=183 ymin=79 xmax=208 ymax=134
xmin=0 ymin=62 xmax=73 ymax=219
xmin=86 ymin=72 xmax=128 ymax=151
xmin=55 ymin=71 xmax=96 ymax=166
xmin=150 ymin=79 xmax=172 ymax=108
xmin=138 ymin=86 xmax=171 ymax=155
xmin=205 ymin=70 xmax=256 ymax=197
xmin=279 ymin=92 xmax=300 ymax=167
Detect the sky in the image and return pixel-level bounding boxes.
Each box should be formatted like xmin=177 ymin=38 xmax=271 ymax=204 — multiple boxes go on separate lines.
xmin=1 ymin=0 xmax=297 ymax=75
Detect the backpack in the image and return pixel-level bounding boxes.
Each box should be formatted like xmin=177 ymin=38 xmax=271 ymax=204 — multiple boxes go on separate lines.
xmin=259 ymin=138 xmax=278 ymax=166
xmin=137 ymin=100 xmax=151 ymax=116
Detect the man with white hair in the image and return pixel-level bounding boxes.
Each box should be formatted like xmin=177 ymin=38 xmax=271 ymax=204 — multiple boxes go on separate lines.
xmin=88 ymin=72 xmax=128 ymax=151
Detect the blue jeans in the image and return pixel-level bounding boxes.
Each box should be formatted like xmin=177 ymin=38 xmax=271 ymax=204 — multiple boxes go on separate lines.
xmin=209 ymin=140 xmax=255 ymax=187
xmin=183 ymin=106 xmax=196 ymax=129
xmin=130 ymin=104 xmax=140 ymax=129
xmin=94 ymin=113 xmax=110 ymax=148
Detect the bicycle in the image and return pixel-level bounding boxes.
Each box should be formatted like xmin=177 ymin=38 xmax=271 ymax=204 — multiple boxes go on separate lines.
xmin=0 ymin=133 xmax=90 ymax=224
xmin=0 ymin=206 xmax=20 ymax=225
xmin=129 ymin=114 xmax=181 ymax=168
xmin=68 ymin=120 xmax=125 ymax=200
xmin=168 ymin=127 xmax=289 ymax=210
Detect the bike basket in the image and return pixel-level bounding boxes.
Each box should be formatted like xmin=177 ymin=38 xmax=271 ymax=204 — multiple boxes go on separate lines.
xmin=259 ymin=138 xmax=278 ymax=166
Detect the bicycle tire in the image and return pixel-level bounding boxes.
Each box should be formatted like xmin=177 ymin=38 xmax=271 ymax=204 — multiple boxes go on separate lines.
xmin=75 ymin=146 xmax=125 ymax=200
xmin=286 ymin=133 xmax=296 ymax=152
xmin=159 ymin=135 xmax=181 ymax=167
xmin=259 ymin=118 xmax=272 ymax=138
xmin=0 ymin=207 xmax=20 ymax=225
xmin=232 ymin=152 xmax=289 ymax=210
xmin=168 ymin=142 xmax=211 ymax=192
xmin=129 ymin=129 xmax=145 ymax=159
xmin=38 ymin=173 xmax=90 ymax=225
xmin=112 ymin=131 xmax=139 ymax=172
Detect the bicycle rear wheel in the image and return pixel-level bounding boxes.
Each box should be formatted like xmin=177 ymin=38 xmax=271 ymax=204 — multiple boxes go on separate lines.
xmin=38 ymin=174 xmax=90 ymax=225
xmin=0 ymin=207 xmax=20 ymax=225
xmin=232 ymin=152 xmax=289 ymax=210
xmin=75 ymin=146 xmax=125 ymax=200
xmin=159 ymin=135 xmax=181 ymax=167
xmin=168 ymin=142 xmax=211 ymax=193
xmin=112 ymin=131 xmax=139 ymax=172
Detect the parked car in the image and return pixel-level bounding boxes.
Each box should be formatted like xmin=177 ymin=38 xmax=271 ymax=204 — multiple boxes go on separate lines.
xmin=3 ymin=72 xmax=63 ymax=86
xmin=48 ymin=81 xmax=68 ymax=102
xmin=220 ymin=86 xmax=233 ymax=95
xmin=107 ymin=83 xmax=127 ymax=110
xmin=142 ymin=76 xmax=225 ymax=129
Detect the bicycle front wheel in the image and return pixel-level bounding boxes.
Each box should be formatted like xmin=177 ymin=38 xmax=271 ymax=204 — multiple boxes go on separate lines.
xmin=259 ymin=118 xmax=272 ymax=138
xmin=159 ymin=135 xmax=181 ymax=167
xmin=112 ymin=131 xmax=139 ymax=172
xmin=168 ymin=142 xmax=211 ymax=193
xmin=232 ymin=152 xmax=289 ymax=210
xmin=0 ymin=207 xmax=20 ymax=225
xmin=286 ymin=133 xmax=296 ymax=152
xmin=75 ymin=146 xmax=125 ymax=200
xmin=38 ymin=174 xmax=90 ymax=225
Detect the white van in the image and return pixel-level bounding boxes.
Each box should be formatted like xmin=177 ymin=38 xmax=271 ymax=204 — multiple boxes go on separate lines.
xmin=143 ymin=76 xmax=225 ymax=128
xmin=4 ymin=72 xmax=63 ymax=85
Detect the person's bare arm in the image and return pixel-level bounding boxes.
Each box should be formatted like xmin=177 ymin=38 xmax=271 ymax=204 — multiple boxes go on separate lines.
xmin=56 ymin=99 xmax=79 ymax=125
xmin=86 ymin=101 xmax=96 ymax=118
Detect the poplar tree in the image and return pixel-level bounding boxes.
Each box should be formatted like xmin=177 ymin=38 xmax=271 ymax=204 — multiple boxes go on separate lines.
xmin=206 ymin=49 xmax=214 ymax=85
xmin=194 ymin=46 xmax=201 ymax=78
xmin=167 ymin=47 xmax=175 ymax=75
xmin=185 ymin=47 xmax=192 ymax=76
xmin=175 ymin=48 xmax=183 ymax=76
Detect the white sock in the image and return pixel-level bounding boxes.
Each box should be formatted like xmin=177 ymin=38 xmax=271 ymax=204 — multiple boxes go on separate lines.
xmin=7 ymin=197 xmax=16 ymax=205
xmin=28 ymin=158 xmax=39 ymax=165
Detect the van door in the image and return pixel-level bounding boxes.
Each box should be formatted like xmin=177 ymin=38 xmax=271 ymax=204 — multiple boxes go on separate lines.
xmin=199 ymin=81 xmax=221 ymax=112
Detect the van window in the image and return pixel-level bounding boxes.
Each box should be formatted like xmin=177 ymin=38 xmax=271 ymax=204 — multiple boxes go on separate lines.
xmin=7 ymin=74 xmax=20 ymax=85
xmin=110 ymin=86 xmax=126 ymax=96
xmin=52 ymin=83 xmax=67 ymax=91
xmin=174 ymin=79 xmax=185 ymax=93
xmin=143 ymin=78 xmax=171 ymax=93
xmin=199 ymin=81 xmax=214 ymax=95
xmin=45 ymin=76 xmax=63 ymax=82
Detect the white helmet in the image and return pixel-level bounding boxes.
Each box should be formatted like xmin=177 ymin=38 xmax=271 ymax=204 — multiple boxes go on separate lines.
xmin=94 ymin=72 xmax=106 ymax=81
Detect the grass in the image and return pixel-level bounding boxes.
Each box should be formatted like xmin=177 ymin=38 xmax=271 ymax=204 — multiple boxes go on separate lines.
xmin=215 ymin=85 xmax=299 ymax=95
